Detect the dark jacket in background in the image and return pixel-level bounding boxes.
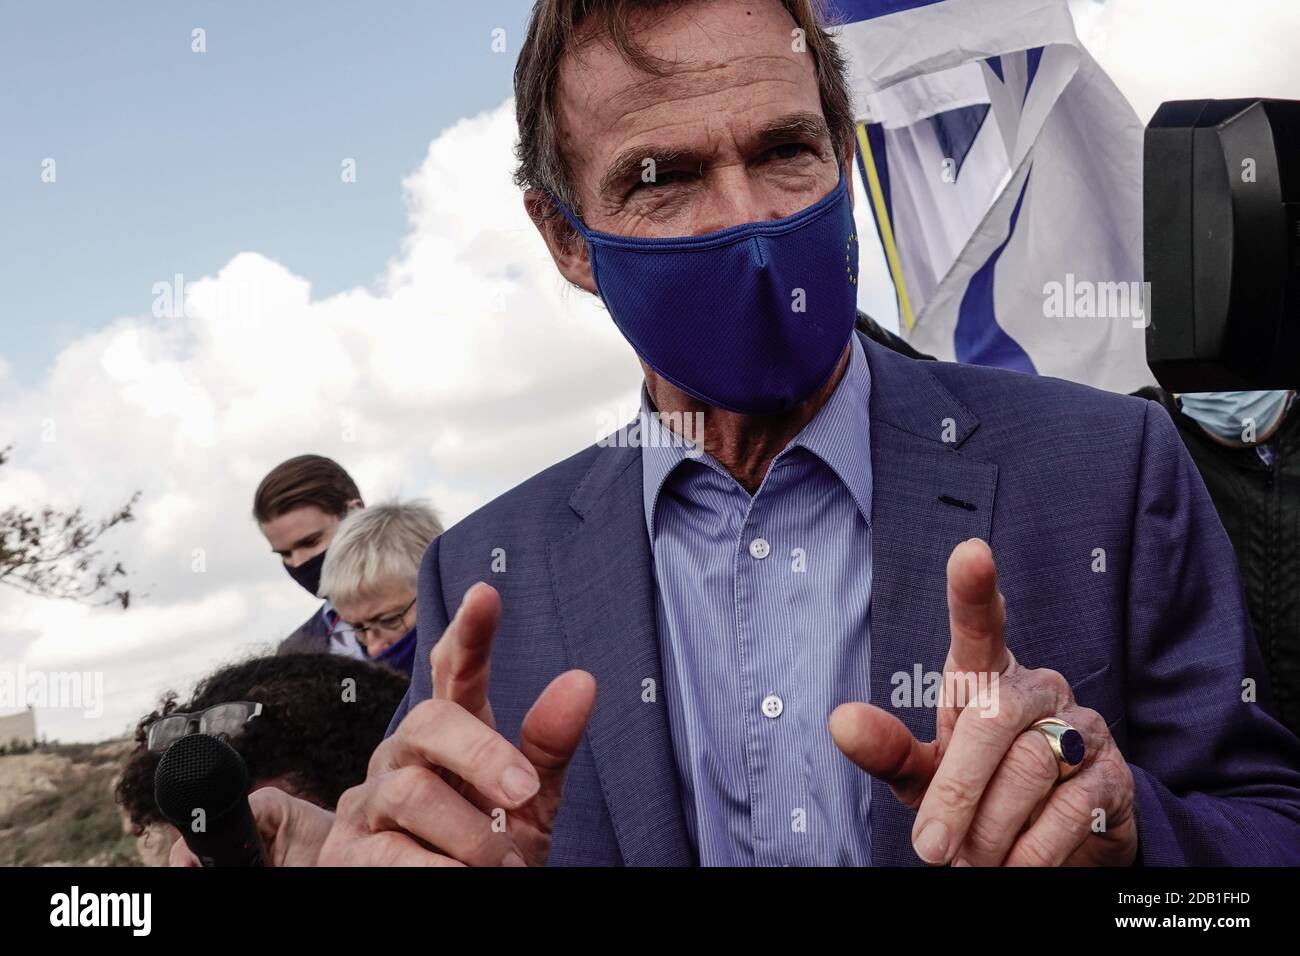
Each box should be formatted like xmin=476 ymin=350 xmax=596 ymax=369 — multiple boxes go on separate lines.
xmin=1137 ymin=387 xmax=1300 ymax=737
xmin=277 ymin=604 xmax=332 ymax=656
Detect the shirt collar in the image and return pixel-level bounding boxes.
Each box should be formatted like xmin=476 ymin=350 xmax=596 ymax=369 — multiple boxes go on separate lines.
xmin=789 ymin=333 xmax=873 ymax=522
xmin=639 ymin=391 xmax=707 ymax=542
xmin=640 ymin=333 xmax=873 ymax=539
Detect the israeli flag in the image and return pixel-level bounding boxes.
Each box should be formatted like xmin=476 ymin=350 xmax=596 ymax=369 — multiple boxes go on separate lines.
xmin=831 ymin=0 xmax=1155 ymax=393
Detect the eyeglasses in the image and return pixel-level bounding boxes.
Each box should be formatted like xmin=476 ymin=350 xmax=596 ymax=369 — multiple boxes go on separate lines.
xmin=342 ymin=596 xmax=416 ymax=640
xmin=146 ymin=701 xmax=264 ymax=754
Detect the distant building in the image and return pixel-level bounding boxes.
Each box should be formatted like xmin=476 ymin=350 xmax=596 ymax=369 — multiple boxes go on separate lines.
xmin=0 ymin=708 xmax=37 ymax=748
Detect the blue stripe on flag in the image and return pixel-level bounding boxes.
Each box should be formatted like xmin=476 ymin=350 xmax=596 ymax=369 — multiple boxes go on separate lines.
xmin=985 ymin=55 xmax=1005 ymax=83
xmin=1024 ymin=46 xmax=1044 ymax=103
xmin=954 ymin=172 xmax=1036 ymax=372
xmin=930 ymin=104 xmax=989 ymax=182
xmin=863 ymin=122 xmax=893 ymax=228
xmin=827 ymin=0 xmax=948 ymax=24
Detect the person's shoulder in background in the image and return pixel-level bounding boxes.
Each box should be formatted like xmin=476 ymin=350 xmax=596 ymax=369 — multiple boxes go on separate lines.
xmin=276 ymin=604 xmax=330 ymax=655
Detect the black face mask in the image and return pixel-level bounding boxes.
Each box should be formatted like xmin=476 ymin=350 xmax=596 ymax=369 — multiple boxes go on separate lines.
xmin=284 ymin=550 xmax=326 ymax=598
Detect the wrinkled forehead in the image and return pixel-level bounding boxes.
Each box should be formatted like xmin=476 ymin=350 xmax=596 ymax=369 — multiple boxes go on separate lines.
xmin=554 ymin=1 xmax=820 ymax=186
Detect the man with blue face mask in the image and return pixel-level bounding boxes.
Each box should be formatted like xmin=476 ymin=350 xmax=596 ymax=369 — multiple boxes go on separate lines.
xmin=1137 ymin=387 xmax=1300 ymax=738
xmin=1178 ymin=391 xmax=1294 ymax=451
xmin=203 ymin=0 xmax=1300 ymax=869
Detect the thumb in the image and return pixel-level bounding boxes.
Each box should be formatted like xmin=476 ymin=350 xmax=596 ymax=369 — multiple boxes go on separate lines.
xmin=829 ymin=702 xmax=938 ymax=810
xmin=247 ymin=787 xmax=294 ymax=865
xmin=517 ymin=669 xmax=596 ymax=826
xmin=247 ymin=786 xmax=334 ymax=866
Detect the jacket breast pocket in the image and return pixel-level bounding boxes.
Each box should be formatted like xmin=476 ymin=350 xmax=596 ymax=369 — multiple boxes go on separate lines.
xmin=1066 ymin=661 xmax=1124 ymax=734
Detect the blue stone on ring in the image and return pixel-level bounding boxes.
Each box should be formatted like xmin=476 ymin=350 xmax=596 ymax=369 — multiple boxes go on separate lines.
xmin=1060 ymin=728 xmax=1086 ymax=766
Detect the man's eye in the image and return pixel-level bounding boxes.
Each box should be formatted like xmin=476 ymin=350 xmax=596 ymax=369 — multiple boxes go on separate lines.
xmin=768 ymin=143 xmax=810 ymax=161
xmin=634 ymin=169 xmax=688 ymax=192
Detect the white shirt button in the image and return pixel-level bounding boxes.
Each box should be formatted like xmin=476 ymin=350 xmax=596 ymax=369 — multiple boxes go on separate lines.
xmin=761 ymin=694 xmax=784 ymax=718
xmin=749 ymin=537 xmax=771 ymax=560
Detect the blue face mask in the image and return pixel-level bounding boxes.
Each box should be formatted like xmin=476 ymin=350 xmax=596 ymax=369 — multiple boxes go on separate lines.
xmin=1179 ymin=390 xmax=1292 ymax=442
xmin=374 ymin=627 xmax=417 ymax=676
xmin=553 ymin=172 xmax=860 ymax=415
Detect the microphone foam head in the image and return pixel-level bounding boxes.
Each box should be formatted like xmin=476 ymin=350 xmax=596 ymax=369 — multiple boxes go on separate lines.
xmin=154 ymin=732 xmax=250 ymax=826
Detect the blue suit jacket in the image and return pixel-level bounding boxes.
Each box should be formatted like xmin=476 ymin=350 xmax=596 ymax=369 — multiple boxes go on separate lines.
xmin=389 ymin=334 xmax=1300 ymax=865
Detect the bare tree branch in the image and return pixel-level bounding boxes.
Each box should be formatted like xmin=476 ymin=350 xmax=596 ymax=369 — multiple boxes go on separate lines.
xmin=0 ymin=445 xmax=139 ymax=609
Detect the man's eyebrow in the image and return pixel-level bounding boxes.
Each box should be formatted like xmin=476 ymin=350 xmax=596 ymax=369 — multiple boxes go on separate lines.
xmin=598 ymin=145 xmax=701 ymax=198
xmin=596 ymin=111 xmax=834 ymax=199
xmin=748 ymin=111 xmax=834 ymax=151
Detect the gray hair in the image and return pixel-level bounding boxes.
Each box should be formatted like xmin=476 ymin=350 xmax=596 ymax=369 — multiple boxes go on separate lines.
xmin=319 ymin=499 xmax=444 ymax=607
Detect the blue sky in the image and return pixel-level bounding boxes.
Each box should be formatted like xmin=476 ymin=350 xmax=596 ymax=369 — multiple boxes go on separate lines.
xmin=0 ymin=0 xmax=532 ymax=383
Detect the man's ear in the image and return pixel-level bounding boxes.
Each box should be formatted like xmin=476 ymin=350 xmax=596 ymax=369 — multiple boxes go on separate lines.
xmin=523 ymin=189 xmax=597 ymax=295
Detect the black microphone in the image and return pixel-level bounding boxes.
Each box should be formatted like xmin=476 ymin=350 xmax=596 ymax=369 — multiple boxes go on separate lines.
xmin=154 ymin=732 xmax=270 ymax=867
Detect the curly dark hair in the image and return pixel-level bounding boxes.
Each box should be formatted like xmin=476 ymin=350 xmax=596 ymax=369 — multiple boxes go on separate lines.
xmin=115 ymin=653 xmax=409 ymax=833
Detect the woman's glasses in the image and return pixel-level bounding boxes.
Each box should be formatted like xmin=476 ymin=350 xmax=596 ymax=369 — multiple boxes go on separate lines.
xmin=146 ymin=701 xmax=263 ymax=754
xmin=342 ymin=596 xmax=417 ymax=640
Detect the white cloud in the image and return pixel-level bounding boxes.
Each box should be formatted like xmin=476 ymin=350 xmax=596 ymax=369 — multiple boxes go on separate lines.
xmin=1069 ymin=0 xmax=1300 ymax=122
xmin=0 ymin=99 xmax=642 ymax=741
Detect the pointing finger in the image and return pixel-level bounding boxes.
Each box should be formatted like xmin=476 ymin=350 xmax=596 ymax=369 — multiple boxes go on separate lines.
xmin=432 ymin=582 xmax=500 ymax=723
xmin=945 ymin=538 xmax=1011 ymax=677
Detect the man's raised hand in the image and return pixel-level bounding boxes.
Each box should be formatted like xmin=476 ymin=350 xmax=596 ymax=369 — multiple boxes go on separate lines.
xmin=829 ymin=538 xmax=1136 ymax=866
xmin=320 ymin=582 xmax=596 ymax=866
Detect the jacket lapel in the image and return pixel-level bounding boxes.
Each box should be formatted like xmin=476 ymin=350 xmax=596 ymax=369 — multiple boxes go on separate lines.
xmin=861 ymin=338 xmax=999 ymax=865
xmin=547 ymin=439 xmax=694 ymax=866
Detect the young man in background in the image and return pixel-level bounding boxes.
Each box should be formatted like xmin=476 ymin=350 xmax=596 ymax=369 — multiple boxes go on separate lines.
xmin=252 ymin=455 xmax=365 ymax=657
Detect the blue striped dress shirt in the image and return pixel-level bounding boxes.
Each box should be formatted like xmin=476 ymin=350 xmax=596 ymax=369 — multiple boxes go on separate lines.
xmin=641 ymin=334 xmax=875 ymax=866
